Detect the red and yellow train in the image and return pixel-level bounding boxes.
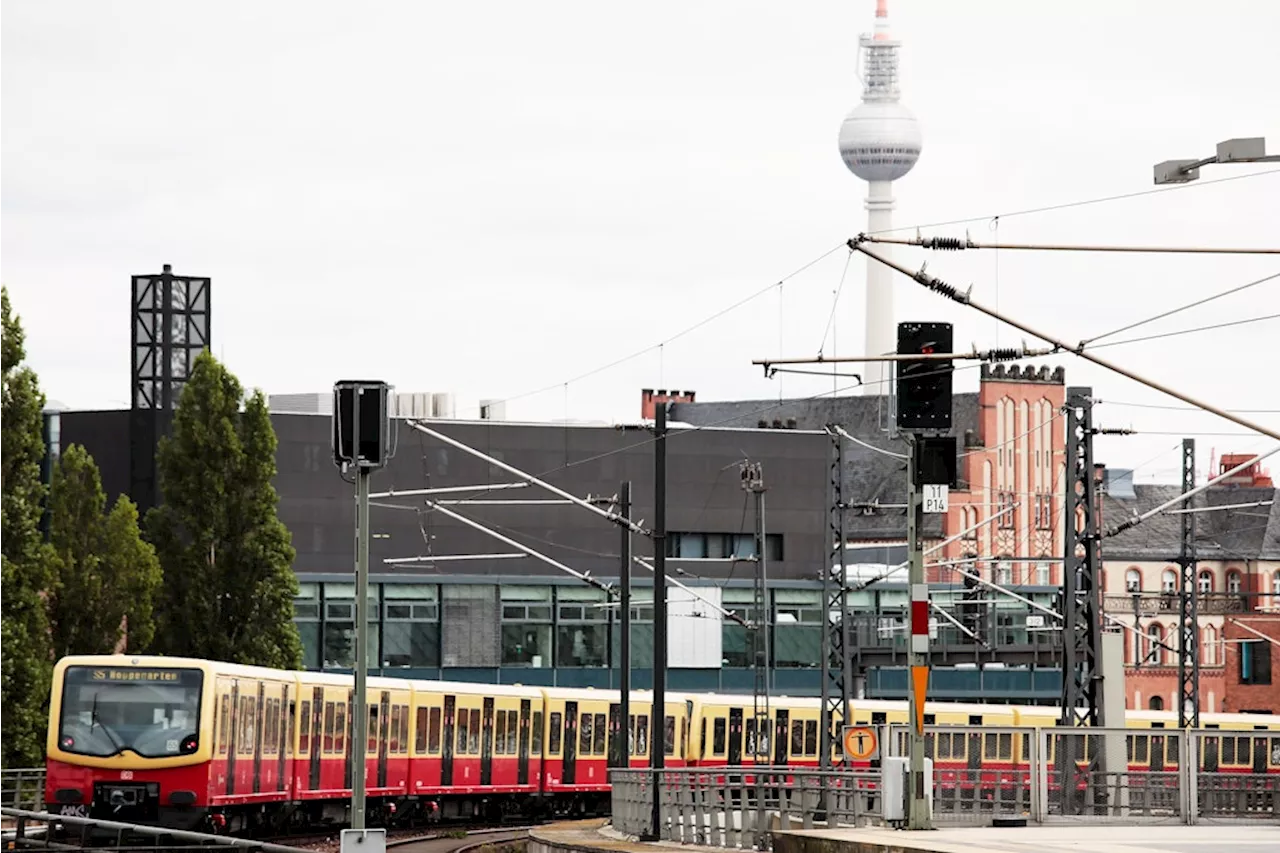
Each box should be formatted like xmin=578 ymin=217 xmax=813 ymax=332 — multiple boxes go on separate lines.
xmin=45 ymin=655 xmax=1280 ymax=833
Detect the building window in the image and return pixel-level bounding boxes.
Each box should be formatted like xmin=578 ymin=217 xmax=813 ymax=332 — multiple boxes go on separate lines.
xmin=773 ymin=589 xmax=822 ymax=669
xmin=1036 ymin=560 xmax=1051 ymax=586
xmin=1126 ymin=569 xmax=1141 ymax=593
xmin=1162 ymin=570 xmax=1177 ymax=594
xmin=722 ymin=588 xmax=761 ymax=668
xmin=1149 ymin=696 xmax=1164 ymax=711
xmin=1147 ymin=623 xmax=1164 ymax=665
xmin=1240 ymin=640 xmax=1272 ymax=685
xmin=1227 ymin=572 xmax=1242 ymax=596
xmin=294 ymin=583 xmax=321 ymax=670
xmin=556 ymin=587 xmax=608 ymax=668
xmin=996 ymin=559 xmax=1013 ymax=586
xmin=382 ymin=584 xmax=439 ymax=668
xmin=611 ymin=590 xmax=654 ymax=669
xmin=1035 ymin=495 xmax=1053 ymax=530
xmin=1198 ymin=571 xmax=1213 ymax=594
xmin=323 ymin=583 xmax=379 ymax=670
xmin=1202 ymin=625 xmax=1217 ymax=666
xmin=501 ymin=586 xmax=553 ymax=667
xmin=1273 ymin=570 xmax=1280 ymax=598
xmin=997 ymin=493 xmax=1015 ymax=529
xmin=668 ymin=532 xmax=783 ymax=561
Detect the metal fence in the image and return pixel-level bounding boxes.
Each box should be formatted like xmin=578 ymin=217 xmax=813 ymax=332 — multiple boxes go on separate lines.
xmin=1 ymin=807 xmax=311 ymax=851
xmin=611 ymin=725 xmax=1280 ymax=846
xmin=0 ymin=769 xmax=45 ymax=812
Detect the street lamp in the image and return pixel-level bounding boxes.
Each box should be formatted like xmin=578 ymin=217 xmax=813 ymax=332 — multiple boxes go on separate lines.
xmin=1154 ymin=136 xmax=1280 ymax=184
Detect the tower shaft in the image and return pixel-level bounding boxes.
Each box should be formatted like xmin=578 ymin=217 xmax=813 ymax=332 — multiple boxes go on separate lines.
xmin=862 ymin=181 xmax=895 ymax=393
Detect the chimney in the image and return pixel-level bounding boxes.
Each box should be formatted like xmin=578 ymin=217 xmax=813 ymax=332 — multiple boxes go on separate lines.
xmin=641 ymin=388 xmax=696 ymax=419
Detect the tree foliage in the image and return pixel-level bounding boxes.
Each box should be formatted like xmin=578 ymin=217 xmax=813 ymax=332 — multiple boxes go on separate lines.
xmin=45 ymin=444 xmax=163 ymax=660
xmin=147 ymin=351 xmax=302 ymax=669
xmin=1 ymin=286 xmax=53 ymax=767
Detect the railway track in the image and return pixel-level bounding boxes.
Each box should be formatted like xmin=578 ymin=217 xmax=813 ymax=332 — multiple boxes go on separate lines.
xmin=273 ymin=822 xmax=541 ymax=853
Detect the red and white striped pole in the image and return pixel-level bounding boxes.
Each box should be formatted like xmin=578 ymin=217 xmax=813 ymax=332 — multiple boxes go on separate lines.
xmin=905 ymin=434 xmax=932 ymax=829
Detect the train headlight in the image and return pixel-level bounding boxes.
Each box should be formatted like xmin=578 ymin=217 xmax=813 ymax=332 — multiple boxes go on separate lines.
xmin=60 ymin=736 xmax=75 ymax=750
xmin=180 ymin=735 xmax=199 ymax=754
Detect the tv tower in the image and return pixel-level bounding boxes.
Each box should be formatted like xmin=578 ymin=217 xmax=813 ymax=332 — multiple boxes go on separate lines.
xmin=837 ymin=0 xmax=923 ymax=394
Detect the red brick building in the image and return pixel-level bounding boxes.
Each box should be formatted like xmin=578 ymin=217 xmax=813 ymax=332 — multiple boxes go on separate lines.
xmin=1223 ymin=615 xmax=1280 ymax=715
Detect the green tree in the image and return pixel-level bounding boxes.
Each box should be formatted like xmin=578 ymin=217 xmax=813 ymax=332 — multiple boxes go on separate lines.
xmin=1 ymin=286 xmax=54 ymax=767
xmin=45 ymin=444 xmax=163 ymax=660
xmin=146 ymin=350 xmax=302 ymax=669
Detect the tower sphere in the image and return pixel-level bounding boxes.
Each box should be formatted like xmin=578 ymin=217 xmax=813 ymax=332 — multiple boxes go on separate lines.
xmin=837 ymin=100 xmax=922 ymax=183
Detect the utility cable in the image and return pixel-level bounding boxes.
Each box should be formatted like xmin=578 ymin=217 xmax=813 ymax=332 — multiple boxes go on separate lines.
xmin=1085 ymin=312 xmax=1280 ymax=351
xmin=865 ymin=233 xmax=1280 ymax=255
xmin=817 ymin=248 xmax=854 ymax=357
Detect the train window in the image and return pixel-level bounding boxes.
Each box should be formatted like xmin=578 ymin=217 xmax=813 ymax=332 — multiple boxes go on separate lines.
xmin=367 ymin=705 xmax=378 ymax=753
xmin=390 ymin=706 xmax=401 ymax=753
xmin=324 ymin=702 xmax=336 ymax=753
xmin=532 ymin=711 xmax=544 ymax=754
xmin=219 ymin=695 xmax=230 ymax=755
xmin=496 ymin=710 xmax=508 ymax=755
xmin=458 ymin=710 xmax=470 ymax=754
xmin=335 ymin=703 xmax=347 ymax=756
xmin=982 ymin=733 xmax=996 ymax=760
xmin=681 ymin=718 xmax=688 ymax=756
xmin=997 ymin=733 xmax=1013 ymax=760
xmin=469 ymin=709 xmax=480 ymax=754
xmin=549 ymin=712 xmax=562 ymax=754
xmin=402 ymin=706 xmax=411 ymax=754
xmin=427 ymin=708 xmax=441 ymax=754
xmin=1223 ymin=737 xmax=1237 ymax=764
xmin=415 ymin=708 xmax=427 ymax=753
xmin=713 ymin=718 xmax=727 ymax=754
xmin=791 ymin=720 xmax=804 ymax=755
xmin=636 ymin=715 xmax=649 ymax=756
xmin=263 ymin=699 xmax=275 ymax=755
xmin=1133 ymin=736 xmax=1149 ymax=764
xmin=299 ymin=701 xmax=311 ymax=754
xmin=700 ymin=719 xmax=707 ymax=757
xmin=935 ymin=732 xmax=953 ymax=759
xmin=1166 ymin=735 xmax=1179 ymax=766
xmin=593 ymin=713 xmax=606 ymax=754
xmin=804 ymin=720 xmax=818 ymax=756
xmin=579 ymin=713 xmax=594 ymax=755
xmin=665 ymin=715 xmax=676 ymax=756
xmin=507 ymin=710 xmax=518 ymax=754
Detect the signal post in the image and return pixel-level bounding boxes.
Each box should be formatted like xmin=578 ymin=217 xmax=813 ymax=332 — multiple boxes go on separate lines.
xmin=897 ymin=322 xmax=955 ymax=831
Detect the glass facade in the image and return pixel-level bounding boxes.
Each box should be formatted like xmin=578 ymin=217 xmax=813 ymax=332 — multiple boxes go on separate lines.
xmin=501 ymin=586 xmax=553 ymax=667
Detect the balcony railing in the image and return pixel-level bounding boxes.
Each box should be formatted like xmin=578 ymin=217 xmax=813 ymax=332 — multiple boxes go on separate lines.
xmin=1103 ymin=592 xmax=1248 ymax=615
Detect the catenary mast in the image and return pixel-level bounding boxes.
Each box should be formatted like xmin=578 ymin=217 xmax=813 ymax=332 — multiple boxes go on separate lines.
xmin=837 ymin=0 xmax=923 ymax=394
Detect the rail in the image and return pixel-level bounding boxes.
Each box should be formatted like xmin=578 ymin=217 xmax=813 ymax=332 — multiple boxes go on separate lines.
xmin=0 ymin=807 xmax=312 ymax=851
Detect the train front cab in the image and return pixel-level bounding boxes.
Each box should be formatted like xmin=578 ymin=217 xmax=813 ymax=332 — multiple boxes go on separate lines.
xmin=403 ymin=680 xmax=544 ymax=822
xmin=45 ymin=655 xmax=295 ymax=834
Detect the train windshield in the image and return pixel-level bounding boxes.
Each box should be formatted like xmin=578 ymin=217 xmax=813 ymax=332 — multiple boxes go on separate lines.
xmin=57 ymin=666 xmax=204 ymax=758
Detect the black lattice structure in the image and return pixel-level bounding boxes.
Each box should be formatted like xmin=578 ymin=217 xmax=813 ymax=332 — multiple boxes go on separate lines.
xmin=1179 ymin=438 xmax=1200 ymax=728
xmin=1059 ymin=386 xmax=1103 ymax=727
xmin=820 ymin=428 xmax=853 ymax=769
xmin=130 ymin=265 xmax=211 ymax=514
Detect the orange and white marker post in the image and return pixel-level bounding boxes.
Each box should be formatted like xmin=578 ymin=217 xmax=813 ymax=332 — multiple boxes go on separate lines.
xmin=905 ymin=434 xmax=934 ymax=830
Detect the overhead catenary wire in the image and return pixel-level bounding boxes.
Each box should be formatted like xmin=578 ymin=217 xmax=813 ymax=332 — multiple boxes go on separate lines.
xmin=863 ymin=233 xmax=1280 ymax=255
xmin=847 ymin=238 xmax=1280 ymax=444
xmin=1084 ymin=312 xmax=1280 ymax=351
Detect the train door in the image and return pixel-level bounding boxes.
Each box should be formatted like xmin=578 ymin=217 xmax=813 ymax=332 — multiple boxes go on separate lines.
xmin=226 ymin=682 xmax=239 ymax=796
xmin=1150 ymin=733 xmax=1166 ymax=772
xmin=481 ymin=698 xmax=495 ymax=785
xmin=1203 ymin=732 xmax=1220 ymax=772
xmin=518 ymin=699 xmax=532 ymax=785
xmin=441 ymin=696 xmax=456 ymax=786
xmin=773 ymin=709 xmax=789 ymax=766
xmin=563 ymin=701 xmax=579 ymax=785
xmin=1253 ymin=733 xmax=1267 ymax=774
xmin=278 ymin=685 xmax=289 ymax=792
xmin=608 ymin=702 xmax=622 ymax=768
xmin=728 ymin=708 xmax=744 ymax=766
xmin=309 ymin=688 xmax=323 ymax=789
xmin=377 ymin=691 xmax=391 ymax=788
xmin=344 ymin=689 xmax=354 ymax=789
xmin=968 ymin=715 xmax=983 ymax=773
xmin=253 ymin=682 xmax=266 ymax=793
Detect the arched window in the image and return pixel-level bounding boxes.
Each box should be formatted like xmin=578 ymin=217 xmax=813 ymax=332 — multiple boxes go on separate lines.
xmin=1149 ymin=696 xmax=1164 ymax=711
xmin=1198 ymin=570 xmax=1213 ymax=594
xmin=1227 ymin=571 xmax=1242 ymax=595
xmin=1147 ymin=623 xmax=1164 ymax=665
xmin=1162 ymin=569 xmax=1177 ymax=594
xmin=1126 ymin=568 xmax=1141 ymax=593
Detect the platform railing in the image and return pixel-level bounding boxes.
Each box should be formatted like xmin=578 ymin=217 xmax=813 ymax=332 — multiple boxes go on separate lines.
xmin=609 ymin=767 xmax=881 ymax=850
xmin=0 ymin=769 xmax=45 ymax=812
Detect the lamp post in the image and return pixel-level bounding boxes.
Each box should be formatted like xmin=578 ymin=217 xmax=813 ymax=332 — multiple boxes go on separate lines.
xmin=1153 ymin=137 xmax=1279 ymax=184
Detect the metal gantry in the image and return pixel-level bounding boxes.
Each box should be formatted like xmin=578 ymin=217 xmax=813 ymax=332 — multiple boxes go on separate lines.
xmin=741 ymin=460 xmax=771 ymax=761
xmin=1179 ymin=438 xmax=1200 ymax=728
xmin=1060 ymin=386 xmax=1104 ymax=728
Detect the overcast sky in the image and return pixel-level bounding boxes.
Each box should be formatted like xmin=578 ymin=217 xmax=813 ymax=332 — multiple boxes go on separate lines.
xmin=4 ymin=0 xmax=1278 ymax=482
